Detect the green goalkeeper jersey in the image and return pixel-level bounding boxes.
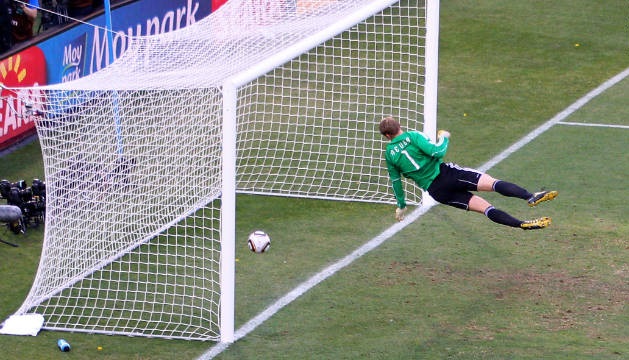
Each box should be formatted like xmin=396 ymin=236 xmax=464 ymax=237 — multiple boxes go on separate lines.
xmin=384 ymin=130 xmax=449 ymax=208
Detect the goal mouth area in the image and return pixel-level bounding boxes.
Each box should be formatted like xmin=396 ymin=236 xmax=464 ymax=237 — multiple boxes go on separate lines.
xmin=2 ymin=0 xmax=435 ymax=342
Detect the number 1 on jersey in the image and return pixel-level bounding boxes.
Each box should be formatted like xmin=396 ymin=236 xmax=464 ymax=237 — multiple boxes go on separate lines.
xmin=401 ymin=150 xmax=420 ymax=170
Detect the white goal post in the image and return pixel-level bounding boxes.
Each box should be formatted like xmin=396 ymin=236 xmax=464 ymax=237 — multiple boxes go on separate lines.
xmin=0 ymin=0 xmax=439 ymax=343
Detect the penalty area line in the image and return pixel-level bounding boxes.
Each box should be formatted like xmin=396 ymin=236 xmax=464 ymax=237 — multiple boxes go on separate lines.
xmin=478 ymin=66 xmax=629 ymax=173
xmin=558 ymin=122 xmax=629 ymax=130
xmin=198 ymin=65 xmax=629 ymax=360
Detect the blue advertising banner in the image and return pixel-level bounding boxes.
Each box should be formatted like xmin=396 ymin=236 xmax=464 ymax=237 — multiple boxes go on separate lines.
xmin=38 ymin=0 xmax=213 ymax=84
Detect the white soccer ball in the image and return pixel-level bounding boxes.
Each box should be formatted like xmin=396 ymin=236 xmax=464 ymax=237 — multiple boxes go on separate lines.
xmin=247 ymin=230 xmax=271 ymax=253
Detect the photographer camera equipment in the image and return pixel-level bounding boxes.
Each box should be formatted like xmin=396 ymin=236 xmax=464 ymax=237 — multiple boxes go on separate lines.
xmin=0 ymin=204 xmax=22 ymax=246
xmin=0 ymin=178 xmax=46 ymax=230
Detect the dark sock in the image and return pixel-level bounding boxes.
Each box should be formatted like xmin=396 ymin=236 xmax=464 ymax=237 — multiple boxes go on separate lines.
xmin=484 ymin=206 xmax=522 ymax=228
xmin=493 ymin=180 xmax=532 ymax=200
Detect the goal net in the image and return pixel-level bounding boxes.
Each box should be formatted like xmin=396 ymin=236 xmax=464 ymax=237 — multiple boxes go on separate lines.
xmin=1 ymin=0 xmax=439 ymax=342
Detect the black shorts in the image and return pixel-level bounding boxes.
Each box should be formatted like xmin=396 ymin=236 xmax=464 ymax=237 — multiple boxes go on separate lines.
xmin=426 ymin=162 xmax=483 ymax=210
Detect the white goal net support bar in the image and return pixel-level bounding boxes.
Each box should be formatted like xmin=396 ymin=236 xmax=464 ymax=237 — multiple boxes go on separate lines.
xmin=0 ymin=0 xmax=439 ymax=342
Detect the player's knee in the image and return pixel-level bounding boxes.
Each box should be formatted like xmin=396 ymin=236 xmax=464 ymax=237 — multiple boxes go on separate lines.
xmin=477 ymin=174 xmax=496 ymax=191
xmin=468 ymin=195 xmax=492 ymax=213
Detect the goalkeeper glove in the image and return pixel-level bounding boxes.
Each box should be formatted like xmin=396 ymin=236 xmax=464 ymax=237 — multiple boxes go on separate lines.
xmin=437 ymin=130 xmax=451 ymax=139
xmin=395 ymin=207 xmax=406 ymax=222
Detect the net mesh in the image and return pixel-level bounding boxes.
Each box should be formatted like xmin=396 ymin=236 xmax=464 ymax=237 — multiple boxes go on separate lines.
xmin=9 ymin=0 xmax=429 ymax=341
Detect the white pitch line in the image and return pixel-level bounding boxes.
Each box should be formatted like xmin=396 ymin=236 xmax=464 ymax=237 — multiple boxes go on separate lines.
xmin=198 ymin=198 xmax=439 ymax=359
xmin=558 ymin=121 xmax=629 ymax=129
xmin=478 ymin=66 xmax=629 ymax=173
xmin=198 ymin=66 xmax=629 ymax=360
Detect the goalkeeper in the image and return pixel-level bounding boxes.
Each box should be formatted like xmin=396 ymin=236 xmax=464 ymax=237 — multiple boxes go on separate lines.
xmin=379 ymin=116 xmax=557 ymax=230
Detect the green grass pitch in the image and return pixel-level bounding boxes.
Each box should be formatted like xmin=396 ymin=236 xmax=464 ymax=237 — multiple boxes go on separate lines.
xmin=1 ymin=0 xmax=628 ymax=359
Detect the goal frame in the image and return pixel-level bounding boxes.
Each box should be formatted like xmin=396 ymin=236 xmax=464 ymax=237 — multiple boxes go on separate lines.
xmin=0 ymin=0 xmax=441 ymax=344
xmin=219 ymin=0 xmax=440 ymax=343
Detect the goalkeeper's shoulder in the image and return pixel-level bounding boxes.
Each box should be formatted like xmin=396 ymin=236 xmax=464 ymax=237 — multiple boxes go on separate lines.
xmin=406 ymin=130 xmax=431 ymax=143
